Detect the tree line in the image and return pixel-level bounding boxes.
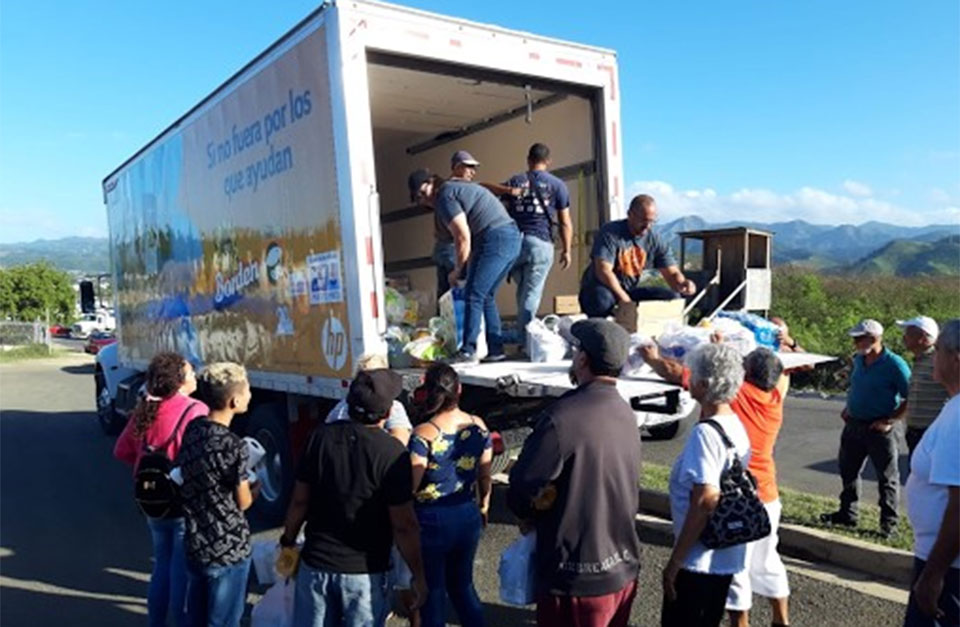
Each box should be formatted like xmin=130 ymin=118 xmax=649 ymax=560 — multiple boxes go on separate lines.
xmin=0 ymin=262 xmax=76 ymax=324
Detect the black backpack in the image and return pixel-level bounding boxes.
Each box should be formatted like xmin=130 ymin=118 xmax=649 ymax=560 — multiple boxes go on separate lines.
xmin=699 ymin=419 xmax=772 ymax=549
xmin=134 ymin=402 xmax=197 ymax=519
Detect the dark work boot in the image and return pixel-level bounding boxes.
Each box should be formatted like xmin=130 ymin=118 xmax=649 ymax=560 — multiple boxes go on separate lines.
xmin=819 ymin=510 xmax=857 ymax=527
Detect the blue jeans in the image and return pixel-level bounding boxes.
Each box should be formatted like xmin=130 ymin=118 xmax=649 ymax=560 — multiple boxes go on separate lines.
xmin=462 ymin=223 xmax=522 ymax=356
xmin=578 ymin=282 xmax=678 ymax=318
xmin=433 ymin=241 xmax=457 ymax=301
xmin=185 ymin=557 xmax=251 ymax=627
xmin=509 ymin=234 xmax=555 ymax=349
xmin=293 ymin=561 xmax=390 ymax=627
xmin=146 ymin=516 xmax=188 ymax=627
xmin=903 ymin=558 xmax=959 ymax=627
xmin=416 ymin=502 xmax=484 ymax=627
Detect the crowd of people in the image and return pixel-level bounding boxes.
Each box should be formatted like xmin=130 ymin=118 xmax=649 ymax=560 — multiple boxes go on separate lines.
xmin=112 ymin=148 xmax=958 ymax=627
xmin=113 ymin=314 xmax=959 ymax=627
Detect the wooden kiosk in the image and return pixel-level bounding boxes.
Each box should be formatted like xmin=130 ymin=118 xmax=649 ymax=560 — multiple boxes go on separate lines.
xmin=678 ymin=227 xmax=773 ymax=317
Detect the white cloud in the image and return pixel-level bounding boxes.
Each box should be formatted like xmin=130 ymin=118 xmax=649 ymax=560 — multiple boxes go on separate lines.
xmin=629 ymin=180 xmax=955 ymax=227
xmin=842 ymin=179 xmax=873 ymax=197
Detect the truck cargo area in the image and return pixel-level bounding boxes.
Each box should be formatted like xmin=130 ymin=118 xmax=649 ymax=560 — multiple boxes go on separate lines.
xmin=367 ymin=52 xmax=605 ymax=319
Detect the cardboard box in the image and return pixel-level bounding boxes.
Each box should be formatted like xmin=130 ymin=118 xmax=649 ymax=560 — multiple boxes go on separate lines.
xmin=554 ymin=295 xmax=582 ymax=315
xmin=614 ymin=299 xmax=685 ymax=337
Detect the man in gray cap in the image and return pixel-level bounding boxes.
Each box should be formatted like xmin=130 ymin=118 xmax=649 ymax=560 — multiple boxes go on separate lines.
xmin=821 ymin=318 xmax=911 ymax=537
xmin=897 ymin=316 xmax=949 ymax=459
xmin=432 ymin=150 xmax=522 ymax=364
xmin=508 ymin=319 xmax=642 ymax=626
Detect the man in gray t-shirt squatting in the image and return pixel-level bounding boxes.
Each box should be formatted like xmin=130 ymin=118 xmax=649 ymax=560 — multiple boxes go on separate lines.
xmin=578 ymin=193 xmax=696 ymax=318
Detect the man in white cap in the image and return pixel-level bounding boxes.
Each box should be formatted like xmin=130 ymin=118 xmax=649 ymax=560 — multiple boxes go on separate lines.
xmin=898 ymin=316 xmax=949 ymax=460
xmin=821 ymin=318 xmax=911 ymax=537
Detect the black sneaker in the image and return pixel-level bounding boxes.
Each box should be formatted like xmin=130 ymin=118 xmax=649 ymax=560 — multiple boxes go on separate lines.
xmin=481 ymin=353 xmax=508 ymax=364
xmin=879 ymin=520 xmax=898 ymax=539
xmin=819 ymin=511 xmax=858 ymax=527
xmin=446 ymin=351 xmax=479 ymax=365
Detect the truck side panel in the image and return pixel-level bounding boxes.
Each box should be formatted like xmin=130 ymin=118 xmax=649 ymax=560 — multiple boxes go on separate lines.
xmin=104 ymin=17 xmax=355 ymax=390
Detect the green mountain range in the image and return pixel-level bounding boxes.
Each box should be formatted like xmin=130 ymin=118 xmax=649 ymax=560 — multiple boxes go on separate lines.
xmin=845 ymin=235 xmax=960 ymax=277
xmin=2 ymin=219 xmax=957 ymax=277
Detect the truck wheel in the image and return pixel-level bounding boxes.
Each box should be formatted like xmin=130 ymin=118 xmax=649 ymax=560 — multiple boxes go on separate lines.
xmin=247 ymin=403 xmax=293 ymax=526
xmin=645 ymin=418 xmax=684 ymax=441
xmin=95 ymin=369 xmax=124 ymax=435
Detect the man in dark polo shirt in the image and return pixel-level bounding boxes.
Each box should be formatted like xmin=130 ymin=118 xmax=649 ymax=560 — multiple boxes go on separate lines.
xmin=821 ymin=319 xmax=911 ymax=537
xmin=280 ymin=369 xmax=426 ymax=625
xmin=578 ymin=193 xmax=696 ymax=318
xmin=508 ymin=319 xmax=642 ymax=627
xmin=504 ymin=143 xmax=572 ymax=351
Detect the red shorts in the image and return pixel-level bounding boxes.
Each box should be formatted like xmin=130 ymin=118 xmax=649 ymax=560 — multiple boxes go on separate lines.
xmin=536 ymin=579 xmax=638 ymax=627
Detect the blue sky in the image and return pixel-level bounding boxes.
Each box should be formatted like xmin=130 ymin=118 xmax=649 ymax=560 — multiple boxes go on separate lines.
xmin=1 ymin=0 xmax=957 ymax=243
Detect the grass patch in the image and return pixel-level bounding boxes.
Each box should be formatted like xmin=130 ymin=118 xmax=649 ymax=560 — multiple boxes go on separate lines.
xmin=0 ymin=343 xmax=65 ymax=363
xmin=641 ymin=462 xmax=913 ymax=551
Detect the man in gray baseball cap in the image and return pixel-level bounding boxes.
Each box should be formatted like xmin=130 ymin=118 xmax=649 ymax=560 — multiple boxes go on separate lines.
xmin=821 ymin=318 xmax=911 ymax=537
xmin=434 ymin=149 xmax=521 ymax=364
xmin=508 ymin=318 xmax=642 ymax=623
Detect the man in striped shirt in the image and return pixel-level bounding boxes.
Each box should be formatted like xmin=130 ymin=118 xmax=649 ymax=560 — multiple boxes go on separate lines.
xmin=898 ymin=316 xmax=950 ymax=460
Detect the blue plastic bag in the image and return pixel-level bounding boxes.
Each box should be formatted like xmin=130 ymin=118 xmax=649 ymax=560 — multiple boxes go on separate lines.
xmin=499 ymin=532 xmax=537 ymax=606
xmin=717 ymin=311 xmax=780 ymax=350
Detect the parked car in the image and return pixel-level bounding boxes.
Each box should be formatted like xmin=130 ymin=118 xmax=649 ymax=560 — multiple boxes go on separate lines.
xmin=49 ymin=324 xmax=72 ymax=338
xmin=84 ymin=331 xmax=117 ymax=355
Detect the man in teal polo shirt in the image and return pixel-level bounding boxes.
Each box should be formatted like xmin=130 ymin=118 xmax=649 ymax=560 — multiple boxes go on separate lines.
xmin=821 ymin=319 xmax=911 ymax=537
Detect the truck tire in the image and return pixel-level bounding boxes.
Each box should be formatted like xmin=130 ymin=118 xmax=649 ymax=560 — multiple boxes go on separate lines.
xmin=645 ymin=418 xmax=685 ymax=441
xmin=95 ymin=368 xmax=124 ymax=435
xmin=247 ymin=403 xmax=294 ymax=526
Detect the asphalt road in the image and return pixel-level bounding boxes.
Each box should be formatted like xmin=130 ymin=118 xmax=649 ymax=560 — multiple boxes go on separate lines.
xmin=642 ymin=393 xmax=913 ymax=502
xmin=0 ymin=355 xmax=907 ymax=626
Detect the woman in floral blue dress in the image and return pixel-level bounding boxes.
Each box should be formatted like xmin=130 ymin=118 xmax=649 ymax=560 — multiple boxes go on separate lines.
xmin=409 ymin=363 xmax=493 ymax=627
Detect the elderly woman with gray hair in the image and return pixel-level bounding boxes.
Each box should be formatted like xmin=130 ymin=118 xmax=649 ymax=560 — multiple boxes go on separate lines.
xmin=662 ymin=343 xmax=752 ymax=627
xmin=903 ymin=318 xmax=960 ymax=626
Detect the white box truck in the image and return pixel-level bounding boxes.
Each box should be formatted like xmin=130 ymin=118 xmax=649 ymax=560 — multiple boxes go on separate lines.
xmin=95 ymin=0 xmax=698 ymax=521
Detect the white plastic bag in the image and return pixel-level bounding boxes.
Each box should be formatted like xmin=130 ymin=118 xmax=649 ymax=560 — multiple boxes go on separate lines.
xmin=526 ymin=317 xmax=569 ymax=363
xmin=622 ymin=333 xmax=657 ymax=376
xmin=251 ymin=580 xmax=295 ymax=627
xmin=656 ymin=323 xmax=713 ymax=361
xmin=498 ymin=532 xmax=537 ymax=606
xmin=251 ymin=540 xmax=280 ymax=586
xmin=711 ymin=317 xmax=757 ymax=357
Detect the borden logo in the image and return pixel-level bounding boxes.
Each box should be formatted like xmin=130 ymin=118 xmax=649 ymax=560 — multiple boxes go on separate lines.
xmin=322 ymin=316 xmax=347 ymax=372
xmin=214 ymin=261 xmax=260 ymax=306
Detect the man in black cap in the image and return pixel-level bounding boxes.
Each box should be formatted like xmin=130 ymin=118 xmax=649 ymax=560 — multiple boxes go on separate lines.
xmin=408 ymin=168 xmax=457 ymax=301
xmin=280 ymin=369 xmax=426 ymax=625
xmin=508 ymin=319 xmax=643 ymax=627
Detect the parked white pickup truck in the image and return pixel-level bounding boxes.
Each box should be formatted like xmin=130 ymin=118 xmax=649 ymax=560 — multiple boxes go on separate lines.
xmin=72 ymin=310 xmax=116 ymax=339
